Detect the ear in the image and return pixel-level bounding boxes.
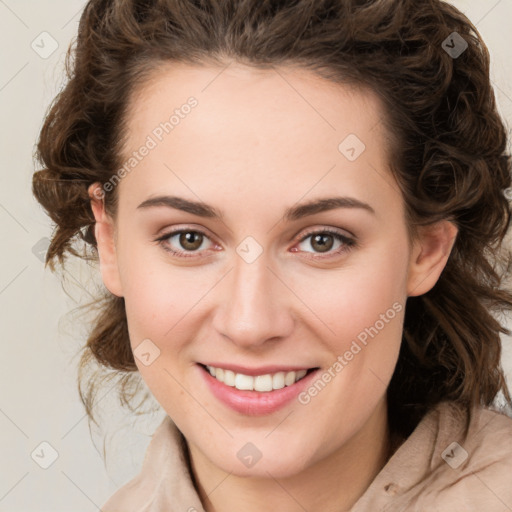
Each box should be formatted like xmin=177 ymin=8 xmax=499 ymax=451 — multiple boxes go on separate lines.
xmin=88 ymin=183 xmax=124 ymax=297
xmin=407 ymin=220 xmax=458 ymax=297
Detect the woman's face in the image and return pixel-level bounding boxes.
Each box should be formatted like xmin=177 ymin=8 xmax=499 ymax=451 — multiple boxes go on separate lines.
xmin=90 ymin=62 xmax=455 ymax=478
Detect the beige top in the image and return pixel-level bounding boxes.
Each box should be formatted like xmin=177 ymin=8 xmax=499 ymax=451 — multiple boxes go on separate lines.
xmin=102 ymin=401 xmax=512 ymax=511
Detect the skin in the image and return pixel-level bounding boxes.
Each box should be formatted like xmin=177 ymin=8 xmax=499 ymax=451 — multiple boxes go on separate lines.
xmin=89 ymin=61 xmax=457 ymax=512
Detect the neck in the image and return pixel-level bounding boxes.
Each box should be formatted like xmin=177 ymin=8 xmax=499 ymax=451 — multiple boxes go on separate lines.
xmin=187 ymin=397 xmax=393 ymax=512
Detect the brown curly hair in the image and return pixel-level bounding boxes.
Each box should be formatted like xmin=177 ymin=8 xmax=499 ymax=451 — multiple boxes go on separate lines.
xmin=32 ymin=0 xmax=512 ymax=439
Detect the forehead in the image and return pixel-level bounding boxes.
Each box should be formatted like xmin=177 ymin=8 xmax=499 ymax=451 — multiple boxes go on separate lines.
xmin=126 ymin=61 xmax=386 ymax=149
xmin=118 ymin=61 xmax=398 ymax=217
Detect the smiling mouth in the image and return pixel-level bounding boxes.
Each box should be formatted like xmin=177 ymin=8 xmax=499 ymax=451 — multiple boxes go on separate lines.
xmin=198 ymin=363 xmax=319 ymax=393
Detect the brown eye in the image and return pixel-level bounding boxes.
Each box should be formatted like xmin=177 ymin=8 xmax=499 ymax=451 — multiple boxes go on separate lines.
xmin=310 ymin=233 xmax=334 ymax=253
xmin=156 ymin=228 xmax=215 ymax=257
xmin=179 ymin=231 xmax=204 ymax=251
xmin=294 ymin=229 xmax=356 ymax=258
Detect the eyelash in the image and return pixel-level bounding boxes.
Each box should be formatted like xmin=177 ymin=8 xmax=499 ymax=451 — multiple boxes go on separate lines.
xmin=154 ymin=227 xmax=357 ymax=260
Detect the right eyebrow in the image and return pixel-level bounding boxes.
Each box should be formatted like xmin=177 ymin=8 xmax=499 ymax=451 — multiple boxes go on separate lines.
xmin=137 ymin=195 xmax=222 ymax=219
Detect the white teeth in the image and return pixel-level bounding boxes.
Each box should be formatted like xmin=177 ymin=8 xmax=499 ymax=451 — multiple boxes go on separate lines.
xmin=205 ymin=365 xmax=310 ymax=392
xmin=296 ymin=369 xmax=307 ymax=380
xmin=224 ymin=369 xmax=236 ymax=386
xmin=254 ymin=374 xmax=273 ymax=392
xmin=272 ymin=372 xmax=285 ymax=389
xmin=235 ymin=373 xmax=254 ymax=390
xmin=284 ymin=371 xmax=296 ymax=386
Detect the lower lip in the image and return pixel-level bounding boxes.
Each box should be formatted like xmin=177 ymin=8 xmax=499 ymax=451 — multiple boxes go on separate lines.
xmin=198 ymin=364 xmax=320 ymax=416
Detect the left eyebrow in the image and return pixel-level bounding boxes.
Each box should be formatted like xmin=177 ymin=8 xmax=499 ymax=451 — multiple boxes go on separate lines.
xmin=283 ymin=196 xmax=375 ymax=221
xmin=136 ymin=195 xmax=375 ymax=220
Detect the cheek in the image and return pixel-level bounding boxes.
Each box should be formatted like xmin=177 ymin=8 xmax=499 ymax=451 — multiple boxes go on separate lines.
xmin=117 ymin=237 xmax=201 ymax=325
xmin=118 ymin=253 xmax=204 ymax=416
xmin=291 ymin=239 xmax=409 ymax=346
xmin=291 ymin=246 xmax=408 ymax=431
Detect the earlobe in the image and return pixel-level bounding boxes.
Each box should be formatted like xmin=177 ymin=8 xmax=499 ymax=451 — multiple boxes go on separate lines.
xmin=406 ymin=220 xmax=458 ymax=297
xmin=88 ymin=183 xmax=124 ymax=297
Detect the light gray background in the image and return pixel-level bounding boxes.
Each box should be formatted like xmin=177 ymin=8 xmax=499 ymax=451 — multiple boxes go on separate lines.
xmin=1 ymin=1 xmax=511 ymax=510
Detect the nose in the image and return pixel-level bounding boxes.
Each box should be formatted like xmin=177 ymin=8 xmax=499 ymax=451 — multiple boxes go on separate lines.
xmin=211 ymin=253 xmax=294 ymax=349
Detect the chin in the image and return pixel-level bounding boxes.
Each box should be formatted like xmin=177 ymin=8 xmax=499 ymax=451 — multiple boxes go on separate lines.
xmin=205 ymin=438 xmax=315 ymax=479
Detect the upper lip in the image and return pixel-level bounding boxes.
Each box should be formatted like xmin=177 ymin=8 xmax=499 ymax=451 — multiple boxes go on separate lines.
xmin=199 ymin=362 xmax=317 ymax=376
